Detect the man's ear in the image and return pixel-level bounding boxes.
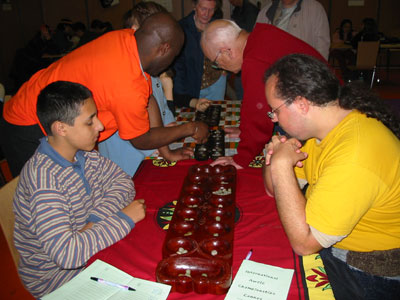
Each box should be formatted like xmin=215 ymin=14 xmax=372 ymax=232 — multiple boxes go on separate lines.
xmin=51 ymin=121 xmax=68 ymax=137
xmin=294 ymin=96 xmax=310 ymax=114
xmin=158 ymin=43 xmax=171 ymax=57
xmin=223 ymin=48 xmax=233 ymax=59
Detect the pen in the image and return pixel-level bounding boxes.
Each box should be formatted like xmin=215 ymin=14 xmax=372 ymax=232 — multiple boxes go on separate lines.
xmin=245 ymin=249 xmax=253 ymax=260
xmin=90 ymin=277 xmax=136 ymax=291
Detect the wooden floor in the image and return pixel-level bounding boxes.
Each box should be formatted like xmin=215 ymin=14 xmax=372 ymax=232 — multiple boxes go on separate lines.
xmin=1 ymin=68 xmax=399 ymax=300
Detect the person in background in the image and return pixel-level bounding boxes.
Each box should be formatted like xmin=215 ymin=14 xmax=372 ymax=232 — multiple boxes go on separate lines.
xmin=330 ymin=19 xmax=357 ymax=81
xmin=332 ymin=18 xmax=356 ymax=45
xmin=200 ymin=19 xmax=326 ymax=170
xmin=13 ymin=81 xmax=146 ymax=298
xmin=263 ymin=53 xmax=400 ymax=300
xmin=351 ymin=17 xmax=382 ymax=49
xmin=9 ymin=24 xmax=56 ymax=91
xmin=1 ymin=12 xmax=209 ymax=178
xmin=70 ymin=22 xmax=87 ymax=49
xmin=228 ymin=0 xmax=259 ymax=100
xmin=255 ymin=0 xmax=330 ymax=60
xmin=75 ymin=19 xmax=107 ymax=48
xmin=51 ymin=18 xmax=74 ymax=54
xmin=229 ymin=0 xmax=259 ymax=32
xmin=173 ymin=0 xmax=227 ymax=109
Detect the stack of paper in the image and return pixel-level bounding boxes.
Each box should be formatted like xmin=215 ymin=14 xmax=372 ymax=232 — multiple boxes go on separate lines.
xmin=42 ymin=259 xmax=171 ymax=300
xmin=225 ymin=260 xmax=294 ymax=300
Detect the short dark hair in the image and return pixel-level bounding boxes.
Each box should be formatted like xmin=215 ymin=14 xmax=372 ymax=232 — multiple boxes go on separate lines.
xmin=37 ymin=81 xmax=93 ymax=136
xmin=123 ymin=1 xmax=167 ymax=29
xmin=265 ymin=54 xmax=400 ymax=138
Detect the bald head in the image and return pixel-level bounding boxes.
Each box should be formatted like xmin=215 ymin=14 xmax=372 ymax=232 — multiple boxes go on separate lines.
xmin=135 ymin=12 xmax=184 ymax=76
xmin=201 ymin=19 xmax=248 ymax=73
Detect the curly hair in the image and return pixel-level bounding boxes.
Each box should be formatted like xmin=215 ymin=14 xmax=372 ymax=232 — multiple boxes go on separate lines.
xmin=265 ymin=54 xmax=400 ymax=138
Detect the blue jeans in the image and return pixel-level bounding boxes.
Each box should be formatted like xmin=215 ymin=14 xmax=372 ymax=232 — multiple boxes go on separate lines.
xmin=98 ymin=131 xmax=154 ymax=177
xmin=199 ymin=74 xmax=227 ymax=101
xmin=320 ymin=247 xmax=400 ymax=300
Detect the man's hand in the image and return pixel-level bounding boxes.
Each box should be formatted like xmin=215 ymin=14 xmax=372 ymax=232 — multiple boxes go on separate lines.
xmin=224 ymin=127 xmax=240 ymax=138
xmin=122 ymin=199 xmax=146 ymax=224
xmin=192 ymin=121 xmax=209 ymax=144
xmin=196 ymin=98 xmax=212 ymax=112
xmin=210 ymin=156 xmax=243 ymax=169
xmin=159 ymin=147 xmax=193 ymax=161
xmin=268 ymin=136 xmax=307 ymax=168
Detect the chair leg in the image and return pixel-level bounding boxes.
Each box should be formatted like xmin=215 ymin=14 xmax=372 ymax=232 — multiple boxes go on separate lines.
xmin=370 ymin=66 xmax=376 ymax=89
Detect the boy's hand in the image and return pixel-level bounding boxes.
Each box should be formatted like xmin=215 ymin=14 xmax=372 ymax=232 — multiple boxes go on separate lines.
xmin=122 ymin=199 xmax=146 ymax=224
xmin=195 ymin=98 xmax=212 ymax=112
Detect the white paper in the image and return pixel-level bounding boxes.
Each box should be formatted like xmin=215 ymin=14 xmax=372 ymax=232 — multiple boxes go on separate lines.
xmin=225 ymin=260 xmax=294 ymax=300
xmin=42 ymin=259 xmax=171 ymax=300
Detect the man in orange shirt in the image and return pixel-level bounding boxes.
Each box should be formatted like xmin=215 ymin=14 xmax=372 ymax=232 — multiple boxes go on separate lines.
xmin=1 ymin=12 xmax=209 ymax=177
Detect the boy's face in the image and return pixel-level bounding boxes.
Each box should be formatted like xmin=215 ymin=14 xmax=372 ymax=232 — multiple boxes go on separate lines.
xmin=64 ymin=97 xmax=104 ymax=152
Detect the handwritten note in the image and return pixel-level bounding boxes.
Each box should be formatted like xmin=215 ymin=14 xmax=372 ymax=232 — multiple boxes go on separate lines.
xmin=42 ymin=259 xmax=171 ymax=300
xmin=224 ymin=260 xmax=294 ymax=300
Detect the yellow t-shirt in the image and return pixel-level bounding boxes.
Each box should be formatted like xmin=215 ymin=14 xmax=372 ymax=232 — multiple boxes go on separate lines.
xmin=295 ymin=111 xmax=400 ymax=252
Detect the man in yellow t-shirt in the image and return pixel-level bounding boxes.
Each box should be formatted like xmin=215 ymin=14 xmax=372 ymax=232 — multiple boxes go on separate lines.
xmin=263 ymin=54 xmax=400 ymax=299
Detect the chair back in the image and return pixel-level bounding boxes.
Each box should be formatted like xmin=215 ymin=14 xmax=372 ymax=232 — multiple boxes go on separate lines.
xmin=0 ymin=176 xmax=20 ymax=267
xmin=356 ymin=41 xmax=380 ymax=69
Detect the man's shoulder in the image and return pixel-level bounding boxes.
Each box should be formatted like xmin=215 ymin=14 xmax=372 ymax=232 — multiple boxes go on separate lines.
xmin=179 ymin=12 xmax=195 ymax=28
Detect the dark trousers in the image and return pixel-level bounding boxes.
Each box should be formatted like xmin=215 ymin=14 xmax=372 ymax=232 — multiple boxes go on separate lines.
xmin=0 ymin=113 xmax=43 ymax=177
xmin=320 ymin=248 xmax=400 ymax=300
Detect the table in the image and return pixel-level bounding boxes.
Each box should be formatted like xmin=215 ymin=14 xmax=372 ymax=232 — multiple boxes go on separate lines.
xmin=329 ymin=42 xmax=400 ymax=79
xmin=89 ymin=159 xmax=334 ymax=300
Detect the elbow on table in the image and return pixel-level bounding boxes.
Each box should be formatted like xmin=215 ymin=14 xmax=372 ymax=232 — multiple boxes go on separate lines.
xmin=292 ymin=246 xmax=319 ymax=257
xmin=290 ymin=239 xmax=323 ymax=257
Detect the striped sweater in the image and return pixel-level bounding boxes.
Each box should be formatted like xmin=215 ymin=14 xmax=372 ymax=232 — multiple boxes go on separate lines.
xmin=13 ymin=138 xmax=136 ymax=298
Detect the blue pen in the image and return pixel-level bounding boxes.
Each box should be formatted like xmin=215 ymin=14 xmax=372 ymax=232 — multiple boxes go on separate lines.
xmin=90 ymin=277 xmax=136 ymax=291
xmin=245 ymin=249 xmax=253 ymax=260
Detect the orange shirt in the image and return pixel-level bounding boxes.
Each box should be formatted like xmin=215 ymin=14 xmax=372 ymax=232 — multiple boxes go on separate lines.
xmin=4 ymin=29 xmax=152 ymax=141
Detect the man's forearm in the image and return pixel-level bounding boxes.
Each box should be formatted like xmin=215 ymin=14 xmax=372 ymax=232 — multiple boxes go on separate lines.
xmin=262 ymin=163 xmax=274 ymax=196
xmin=130 ymin=123 xmax=195 ymax=150
xmin=271 ymin=163 xmax=321 ymax=255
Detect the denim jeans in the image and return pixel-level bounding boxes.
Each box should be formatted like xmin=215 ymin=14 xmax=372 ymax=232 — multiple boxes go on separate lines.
xmin=98 ymin=131 xmax=154 ymax=177
xmin=199 ymin=74 xmax=227 ymax=101
xmin=320 ymin=247 xmax=400 ymax=300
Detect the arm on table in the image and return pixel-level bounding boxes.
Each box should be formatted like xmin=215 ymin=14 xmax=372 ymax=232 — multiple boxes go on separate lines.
xmin=32 ymin=191 xmax=141 ymax=269
xmin=266 ymin=136 xmax=322 ymax=256
xmin=81 ymin=199 xmax=146 ymax=232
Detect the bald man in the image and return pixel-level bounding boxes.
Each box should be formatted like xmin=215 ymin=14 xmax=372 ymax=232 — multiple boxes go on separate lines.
xmin=2 ymin=12 xmax=209 ymax=177
xmin=200 ymin=19 xmax=326 ymax=169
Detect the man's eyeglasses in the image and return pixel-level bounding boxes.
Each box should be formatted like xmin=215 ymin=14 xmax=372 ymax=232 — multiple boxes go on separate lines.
xmin=211 ymin=50 xmax=221 ymax=69
xmin=267 ymin=101 xmax=290 ymax=119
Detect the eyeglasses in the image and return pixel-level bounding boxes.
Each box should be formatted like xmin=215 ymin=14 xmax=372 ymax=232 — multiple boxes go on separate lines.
xmin=211 ymin=50 xmax=221 ymax=69
xmin=267 ymin=101 xmax=290 ymax=119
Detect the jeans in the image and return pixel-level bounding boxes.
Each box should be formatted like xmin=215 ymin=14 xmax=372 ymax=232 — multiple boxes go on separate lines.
xmin=98 ymin=131 xmax=154 ymax=177
xmin=199 ymin=74 xmax=227 ymax=101
xmin=320 ymin=247 xmax=400 ymax=300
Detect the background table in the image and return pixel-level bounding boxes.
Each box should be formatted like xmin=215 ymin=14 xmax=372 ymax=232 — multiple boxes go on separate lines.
xmin=89 ymin=159 xmax=334 ymax=300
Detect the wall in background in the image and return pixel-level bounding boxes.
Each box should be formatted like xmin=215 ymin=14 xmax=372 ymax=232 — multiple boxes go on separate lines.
xmin=1 ymin=0 xmax=399 ymax=93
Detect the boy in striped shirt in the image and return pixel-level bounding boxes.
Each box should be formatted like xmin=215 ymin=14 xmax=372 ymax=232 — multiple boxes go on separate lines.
xmin=13 ymin=81 xmax=146 ymax=298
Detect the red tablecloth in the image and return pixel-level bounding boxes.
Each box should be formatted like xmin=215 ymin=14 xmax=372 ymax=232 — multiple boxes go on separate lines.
xmin=89 ymin=159 xmax=307 ymax=299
